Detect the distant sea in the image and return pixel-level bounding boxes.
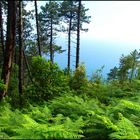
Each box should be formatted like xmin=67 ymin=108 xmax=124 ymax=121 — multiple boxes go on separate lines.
xmin=54 ymin=37 xmax=140 ymax=79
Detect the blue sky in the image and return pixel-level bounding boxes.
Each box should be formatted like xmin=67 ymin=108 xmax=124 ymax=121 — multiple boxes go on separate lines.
xmin=27 ymin=1 xmax=140 ymax=77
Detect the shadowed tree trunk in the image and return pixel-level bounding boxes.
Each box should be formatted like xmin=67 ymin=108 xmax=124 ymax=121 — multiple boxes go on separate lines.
xmin=35 ymin=0 xmax=41 ymax=56
xmin=0 ymin=1 xmax=4 ymax=64
xmin=0 ymin=1 xmax=17 ymax=100
xmin=67 ymin=9 xmax=72 ymax=74
xmin=19 ymin=1 xmax=23 ymax=104
xmin=76 ymin=0 xmax=81 ymax=69
xmin=50 ymin=17 xmax=53 ymax=63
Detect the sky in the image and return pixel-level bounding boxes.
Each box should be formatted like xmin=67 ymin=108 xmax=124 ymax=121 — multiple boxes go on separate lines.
xmin=27 ymin=1 xmax=140 ymax=78
xmin=81 ymin=1 xmax=140 ymax=45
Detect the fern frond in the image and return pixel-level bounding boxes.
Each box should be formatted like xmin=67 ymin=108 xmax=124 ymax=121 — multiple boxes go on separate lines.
xmin=109 ymin=113 xmax=140 ymax=139
xmin=120 ymin=100 xmax=140 ymax=112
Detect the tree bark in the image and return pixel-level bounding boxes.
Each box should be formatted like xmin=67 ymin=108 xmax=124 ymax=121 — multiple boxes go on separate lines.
xmin=0 ymin=1 xmax=4 ymax=63
xmin=0 ymin=1 xmax=17 ymax=100
xmin=76 ymin=0 xmax=81 ymax=69
xmin=50 ymin=17 xmax=53 ymax=63
xmin=19 ymin=1 xmax=23 ymax=103
xmin=67 ymin=11 xmax=72 ymax=74
xmin=35 ymin=0 xmax=41 ymax=56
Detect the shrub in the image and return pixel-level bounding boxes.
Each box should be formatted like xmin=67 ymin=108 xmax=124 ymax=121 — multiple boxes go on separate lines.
xmin=0 ymin=79 xmax=6 ymax=92
xmin=25 ymin=56 xmax=69 ymax=102
xmin=69 ymin=64 xmax=88 ymax=93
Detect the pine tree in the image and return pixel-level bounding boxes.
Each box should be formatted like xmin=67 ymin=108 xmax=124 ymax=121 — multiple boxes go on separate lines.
xmin=60 ymin=1 xmax=91 ymax=70
xmin=39 ymin=1 xmax=62 ymax=63
xmin=60 ymin=1 xmax=77 ymax=73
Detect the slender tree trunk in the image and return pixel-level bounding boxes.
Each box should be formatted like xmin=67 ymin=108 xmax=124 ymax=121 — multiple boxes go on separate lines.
xmin=19 ymin=1 xmax=23 ymax=104
xmin=35 ymin=0 xmax=41 ymax=56
xmin=67 ymin=12 xmax=72 ymax=74
xmin=0 ymin=1 xmax=4 ymax=63
xmin=67 ymin=1 xmax=73 ymax=74
xmin=50 ymin=17 xmax=53 ymax=63
xmin=0 ymin=1 xmax=17 ymax=100
xmin=76 ymin=0 xmax=81 ymax=69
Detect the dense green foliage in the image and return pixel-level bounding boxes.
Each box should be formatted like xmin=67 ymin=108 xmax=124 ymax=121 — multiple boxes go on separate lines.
xmin=1 ymin=85 xmax=140 ymax=139
xmin=0 ymin=79 xmax=6 ymax=93
xmin=0 ymin=101 xmax=83 ymax=139
xmin=0 ymin=1 xmax=139 ymax=139
xmin=25 ymin=56 xmax=69 ymax=102
xmin=1 ymin=50 xmax=140 ymax=139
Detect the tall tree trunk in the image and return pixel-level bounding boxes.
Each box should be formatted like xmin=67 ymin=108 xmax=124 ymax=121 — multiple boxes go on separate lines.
xmin=35 ymin=0 xmax=41 ymax=56
xmin=0 ymin=1 xmax=17 ymax=100
xmin=0 ymin=1 xmax=4 ymax=64
xmin=67 ymin=12 xmax=72 ymax=74
xmin=50 ymin=17 xmax=53 ymax=63
xmin=76 ymin=0 xmax=81 ymax=69
xmin=19 ymin=1 xmax=23 ymax=104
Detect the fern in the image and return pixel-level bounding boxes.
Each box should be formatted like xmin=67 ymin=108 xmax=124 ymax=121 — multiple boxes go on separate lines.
xmin=0 ymin=132 xmax=9 ymax=139
xmin=27 ymin=105 xmax=52 ymax=123
xmin=120 ymin=99 xmax=140 ymax=112
xmin=11 ymin=114 xmax=84 ymax=139
xmin=109 ymin=113 xmax=140 ymax=139
xmin=1 ymin=89 xmax=140 ymax=139
xmin=0 ymin=102 xmax=84 ymax=139
xmin=49 ymin=94 xmax=104 ymax=120
xmin=96 ymin=115 xmax=118 ymax=131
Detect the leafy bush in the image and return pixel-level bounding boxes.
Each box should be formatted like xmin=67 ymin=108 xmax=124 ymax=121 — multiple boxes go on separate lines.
xmin=0 ymin=79 xmax=6 ymax=92
xmin=7 ymin=63 xmax=20 ymax=106
xmin=25 ymin=56 xmax=69 ymax=102
xmin=90 ymin=66 xmax=105 ymax=84
xmin=69 ymin=64 xmax=88 ymax=93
